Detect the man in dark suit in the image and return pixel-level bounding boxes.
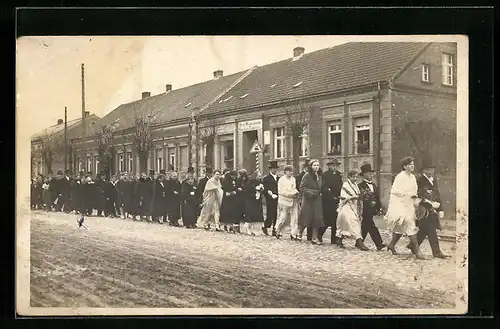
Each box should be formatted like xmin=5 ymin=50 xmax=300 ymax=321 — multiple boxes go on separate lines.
xmin=62 ymin=169 xmax=74 ymax=213
xmin=358 ymin=163 xmax=386 ymax=250
xmin=196 ymin=166 xmax=213 ymax=216
xmin=295 ymin=159 xmax=311 ymax=240
xmin=152 ymin=174 xmax=168 ymax=223
xmin=262 ymin=160 xmax=279 ymax=236
xmin=409 ymin=157 xmax=450 ymax=259
xmin=319 ymin=159 xmax=343 ymax=244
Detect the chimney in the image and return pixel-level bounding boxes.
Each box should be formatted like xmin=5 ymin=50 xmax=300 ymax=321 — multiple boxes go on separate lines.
xmin=213 ymin=70 xmax=223 ymax=79
xmin=293 ymin=47 xmax=305 ymax=58
xmin=165 ymin=84 xmax=172 ymax=92
xmin=57 ymin=119 xmax=64 ymax=125
xmin=142 ymin=91 xmax=151 ymax=99
xmin=84 ymin=111 xmax=90 ymax=117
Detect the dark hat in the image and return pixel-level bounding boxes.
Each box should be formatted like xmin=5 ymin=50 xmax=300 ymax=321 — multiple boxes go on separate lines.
xmin=159 ymin=169 xmax=166 ymax=175
xmin=187 ymin=166 xmax=195 ymax=174
xmin=421 ymin=156 xmax=435 ymax=169
xmin=360 ymin=163 xmax=375 ymax=174
xmin=149 ymin=169 xmax=155 ymax=176
xmin=205 ymin=166 xmax=213 ymax=175
xmin=168 ymin=165 xmax=174 ymax=171
xmin=87 ymin=171 xmax=93 ymax=176
xmin=326 ymin=158 xmax=341 ymax=166
xmin=269 ymin=160 xmax=278 ymax=169
xmin=56 ymin=170 xmax=63 ymax=175
xmin=64 ymin=169 xmax=72 ymax=175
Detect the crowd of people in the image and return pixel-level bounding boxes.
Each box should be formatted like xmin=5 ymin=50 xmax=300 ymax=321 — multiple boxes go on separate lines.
xmin=30 ymin=156 xmax=451 ymax=260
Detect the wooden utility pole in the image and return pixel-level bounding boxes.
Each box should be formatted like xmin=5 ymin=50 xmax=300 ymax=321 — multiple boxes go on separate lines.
xmin=64 ymin=106 xmax=68 ymax=170
xmin=81 ymin=63 xmax=86 ymax=137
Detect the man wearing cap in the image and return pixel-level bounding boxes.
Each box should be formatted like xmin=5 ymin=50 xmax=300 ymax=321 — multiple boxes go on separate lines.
xmin=358 ymin=163 xmax=385 ymax=250
xmin=319 ymin=159 xmax=343 ymax=244
xmin=262 ymin=160 xmax=279 ymax=236
xmin=409 ymin=157 xmax=450 ymax=259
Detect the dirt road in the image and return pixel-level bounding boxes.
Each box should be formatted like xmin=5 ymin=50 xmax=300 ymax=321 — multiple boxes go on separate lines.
xmin=29 ymin=211 xmax=456 ymax=309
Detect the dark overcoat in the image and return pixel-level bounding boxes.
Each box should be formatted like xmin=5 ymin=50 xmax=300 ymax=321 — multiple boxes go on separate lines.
xmin=417 ymin=175 xmax=442 ymax=230
xmin=181 ymin=181 xmax=198 ymax=227
xmin=220 ymin=176 xmax=239 ymax=224
xmin=166 ymin=179 xmax=182 ymax=220
xmin=244 ymin=178 xmax=264 ymax=223
xmin=298 ymin=172 xmax=325 ymax=229
xmin=151 ymin=180 xmax=168 ymax=216
xmin=321 ymin=169 xmax=343 ymax=226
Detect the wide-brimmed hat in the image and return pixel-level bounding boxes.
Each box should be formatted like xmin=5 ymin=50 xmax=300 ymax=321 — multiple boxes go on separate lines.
xmin=56 ymin=170 xmax=63 ymax=175
xmin=187 ymin=166 xmax=195 ymax=174
xmin=269 ymin=160 xmax=278 ymax=169
xmin=326 ymin=158 xmax=341 ymax=166
xmin=159 ymin=169 xmax=166 ymax=175
xmin=360 ymin=163 xmax=375 ymax=174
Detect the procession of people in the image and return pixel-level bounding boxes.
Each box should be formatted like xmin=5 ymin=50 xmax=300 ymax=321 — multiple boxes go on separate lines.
xmin=30 ymin=155 xmax=451 ymax=260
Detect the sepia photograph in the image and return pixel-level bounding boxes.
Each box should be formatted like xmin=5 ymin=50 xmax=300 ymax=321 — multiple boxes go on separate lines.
xmin=16 ymin=35 xmax=468 ymax=316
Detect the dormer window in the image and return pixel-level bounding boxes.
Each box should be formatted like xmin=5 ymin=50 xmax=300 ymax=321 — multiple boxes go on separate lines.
xmin=240 ymin=93 xmax=249 ymax=99
xmin=184 ymin=102 xmax=192 ymax=108
xmin=292 ymin=81 xmax=303 ymax=88
xmin=270 ymin=83 xmax=277 ymax=88
xmin=222 ymin=96 xmax=233 ymax=102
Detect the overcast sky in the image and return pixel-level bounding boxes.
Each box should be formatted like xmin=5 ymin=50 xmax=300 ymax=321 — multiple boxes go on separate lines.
xmin=17 ymin=36 xmax=351 ymax=133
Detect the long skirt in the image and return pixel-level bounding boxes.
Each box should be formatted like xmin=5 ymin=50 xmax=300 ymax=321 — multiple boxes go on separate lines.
xmin=336 ymin=202 xmax=362 ymax=240
xmin=385 ymin=195 xmax=419 ymax=236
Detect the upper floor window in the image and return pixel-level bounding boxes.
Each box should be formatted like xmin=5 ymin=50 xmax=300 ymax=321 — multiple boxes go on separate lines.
xmin=442 ymin=53 xmax=454 ymax=86
xmin=299 ymin=130 xmax=309 ymax=158
xmin=354 ymin=116 xmax=370 ymax=154
xmin=274 ymin=127 xmax=286 ymax=159
xmin=156 ymin=149 xmax=163 ymax=172
xmin=421 ymin=64 xmax=430 ymax=82
xmin=118 ymin=154 xmax=124 ymax=172
xmin=328 ymin=121 xmax=342 ymax=155
xmin=168 ymin=148 xmax=176 ymax=171
xmin=127 ymin=152 xmax=133 ymax=172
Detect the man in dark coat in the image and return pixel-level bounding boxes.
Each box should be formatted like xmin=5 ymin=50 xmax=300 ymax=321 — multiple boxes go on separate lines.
xmin=152 ymin=174 xmax=168 ymax=223
xmin=104 ymin=175 xmax=118 ymax=217
xmin=358 ymin=163 xmax=386 ymax=250
xmin=61 ymin=169 xmax=74 ymax=213
xmin=295 ymin=159 xmax=311 ymax=240
xmin=319 ymin=159 xmax=343 ymax=244
xmin=166 ymin=171 xmax=182 ymax=226
xmin=220 ymin=170 xmax=239 ymax=232
xmin=409 ymin=157 xmax=451 ymax=259
xmin=196 ymin=166 xmax=212 ymax=216
xmin=94 ymin=174 xmax=107 ymax=217
xmin=134 ymin=172 xmax=152 ymax=220
xmin=262 ymin=160 xmax=279 ymax=236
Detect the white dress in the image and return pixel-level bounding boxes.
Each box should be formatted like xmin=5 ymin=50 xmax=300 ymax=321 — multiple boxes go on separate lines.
xmin=384 ymin=171 xmax=419 ymax=236
xmin=336 ymin=180 xmax=362 ymax=240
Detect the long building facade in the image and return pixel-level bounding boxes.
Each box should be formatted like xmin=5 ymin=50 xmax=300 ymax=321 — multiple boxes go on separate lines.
xmin=72 ymin=42 xmax=457 ymax=218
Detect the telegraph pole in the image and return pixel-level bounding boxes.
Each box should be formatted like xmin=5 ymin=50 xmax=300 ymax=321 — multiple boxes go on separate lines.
xmin=64 ymin=106 xmax=68 ymax=170
xmin=81 ymin=63 xmax=86 ymax=137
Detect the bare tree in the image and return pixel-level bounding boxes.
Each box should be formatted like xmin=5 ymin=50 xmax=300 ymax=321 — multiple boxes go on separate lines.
xmin=96 ymin=124 xmax=114 ymax=178
xmin=197 ymin=114 xmax=222 ymax=169
xmin=131 ymin=105 xmax=162 ymax=173
xmin=33 ymin=130 xmax=63 ymax=175
xmin=283 ymin=99 xmax=313 ymax=173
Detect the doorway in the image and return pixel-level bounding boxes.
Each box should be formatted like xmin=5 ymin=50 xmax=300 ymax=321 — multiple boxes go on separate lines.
xmin=242 ymin=130 xmax=258 ymax=173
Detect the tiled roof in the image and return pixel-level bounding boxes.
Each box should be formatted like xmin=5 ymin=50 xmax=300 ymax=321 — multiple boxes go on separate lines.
xmin=87 ymin=69 xmax=250 ymax=136
xmin=203 ymin=42 xmax=429 ymax=115
xmin=31 ymin=114 xmax=100 ymax=140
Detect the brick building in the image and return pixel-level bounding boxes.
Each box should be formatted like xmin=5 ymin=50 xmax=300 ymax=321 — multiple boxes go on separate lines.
xmin=31 ymin=112 xmax=100 ymax=176
xmin=73 ymin=42 xmax=457 ymax=218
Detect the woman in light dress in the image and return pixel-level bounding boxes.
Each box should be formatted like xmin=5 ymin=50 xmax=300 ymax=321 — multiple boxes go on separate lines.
xmin=335 ymin=170 xmax=369 ymax=251
xmin=384 ymin=156 xmax=425 ymax=259
xmin=197 ymin=170 xmax=223 ymax=231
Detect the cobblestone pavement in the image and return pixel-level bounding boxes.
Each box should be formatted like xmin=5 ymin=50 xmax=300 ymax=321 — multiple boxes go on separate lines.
xmin=28 ymin=210 xmax=457 ymax=309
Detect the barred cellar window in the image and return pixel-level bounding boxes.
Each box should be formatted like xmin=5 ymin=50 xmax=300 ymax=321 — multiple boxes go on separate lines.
xmin=421 ymin=64 xmax=430 ymax=82
xmin=274 ymin=127 xmax=286 ymax=159
xmin=118 ymin=154 xmax=124 ymax=172
xmin=156 ymin=148 xmax=163 ymax=172
xmin=442 ymin=53 xmax=454 ymax=86
xmin=354 ymin=117 xmax=370 ymax=154
xmin=328 ymin=121 xmax=342 ymax=155
xmin=127 ymin=152 xmax=133 ymax=172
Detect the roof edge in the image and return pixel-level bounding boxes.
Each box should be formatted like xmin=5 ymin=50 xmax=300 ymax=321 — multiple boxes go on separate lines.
xmin=389 ymin=42 xmax=433 ymax=84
